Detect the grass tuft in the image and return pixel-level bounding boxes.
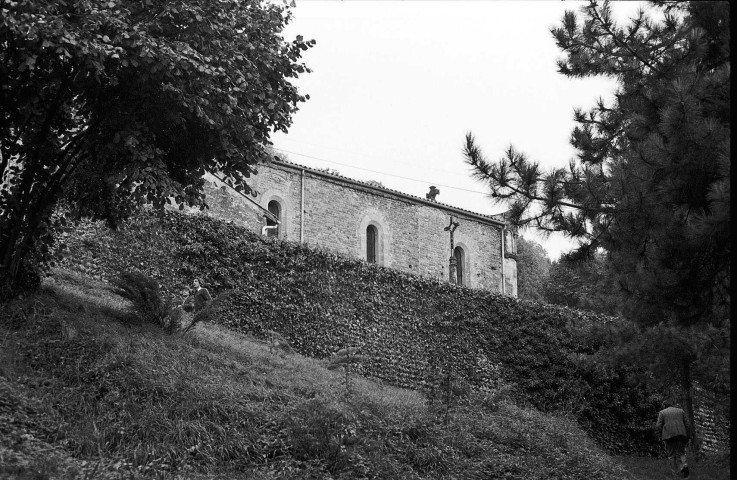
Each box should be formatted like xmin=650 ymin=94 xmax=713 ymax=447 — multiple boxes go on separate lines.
xmin=0 ymin=269 xmax=730 ymax=479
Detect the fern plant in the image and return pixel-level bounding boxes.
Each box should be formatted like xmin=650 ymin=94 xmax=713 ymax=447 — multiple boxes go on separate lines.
xmin=111 ymin=271 xmax=179 ymax=331
xmin=182 ymin=290 xmax=233 ymax=333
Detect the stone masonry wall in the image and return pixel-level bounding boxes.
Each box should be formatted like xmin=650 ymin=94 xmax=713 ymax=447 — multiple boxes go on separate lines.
xmin=202 ymin=164 xmax=509 ymax=293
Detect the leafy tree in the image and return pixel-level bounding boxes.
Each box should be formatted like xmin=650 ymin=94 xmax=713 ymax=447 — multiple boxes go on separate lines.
xmin=542 ymin=252 xmax=621 ymax=316
xmin=0 ymin=0 xmax=314 ymax=298
xmin=463 ymin=0 xmax=729 ymax=448
xmin=515 ymin=235 xmax=551 ymax=302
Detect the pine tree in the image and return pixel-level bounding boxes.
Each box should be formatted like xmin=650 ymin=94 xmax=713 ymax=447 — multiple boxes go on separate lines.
xmin=464 ymin=1 xmax=729 ymax=450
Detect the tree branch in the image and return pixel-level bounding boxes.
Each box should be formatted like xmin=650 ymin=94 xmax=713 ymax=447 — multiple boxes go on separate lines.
xmin=588 ymin=2 xmax=662 ymax=76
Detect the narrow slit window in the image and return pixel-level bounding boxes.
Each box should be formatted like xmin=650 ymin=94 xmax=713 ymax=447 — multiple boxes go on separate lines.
xmin=267 ymin=200 xmax=281 ymax=237
xmin=454 ymin=246 xmax=465 ymax=285
xmin=366 ymin=225 xmax=377 ymax=263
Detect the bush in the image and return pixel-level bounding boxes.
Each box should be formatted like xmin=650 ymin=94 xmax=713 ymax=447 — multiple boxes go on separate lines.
xmin=111 ymin=271 xmax=178 ymax=331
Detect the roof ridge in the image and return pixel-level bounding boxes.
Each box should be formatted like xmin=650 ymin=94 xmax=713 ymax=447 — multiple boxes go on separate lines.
xmin=267 ymin=157 xmax=507 ymax=224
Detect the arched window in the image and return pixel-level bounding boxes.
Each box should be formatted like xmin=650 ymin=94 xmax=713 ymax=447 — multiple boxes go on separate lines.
xmin=366 ymin=225 xmax=378 ymax=263
xmin=267 ymin=200 xmax=281 ymax=237
xmin=454 ymin=246 xmax=465 ymax=285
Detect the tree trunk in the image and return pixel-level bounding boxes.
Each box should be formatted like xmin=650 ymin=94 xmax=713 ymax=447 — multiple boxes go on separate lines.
xmin=0 ymin=233 xmax=30 ymax=297
xmin=0 ymin=192 xmax=55 ymax=298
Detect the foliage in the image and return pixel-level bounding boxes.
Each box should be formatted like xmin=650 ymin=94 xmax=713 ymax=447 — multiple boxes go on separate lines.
xmin=54 ymin=209 xmax=687 ymax=455
xmin=1 ymin=276 xmax=652 ymax=479
xmin=265 ymin=329 xmax=296 ymax=356
xmin=285 ymin=400 xmax=354 ymax=474
xmin=327 ymin=346 xmax=367 ymax=397
xmin=463 ymin=0 xmax=730 ymax=449
xmin=0 ymin=0 xmax=314 ymax=298
xmin=425 ymin=310 xmax=477 ymax=425
xmin=515 ymin=235 xmax=551 ymax=302
xmin=182 ymin=289 xmax=234 ymax=334
xmin=579 ymin=317 xmax=731 ymax=451
xmin=542 ymin=252 xmax=621 ymax=316
xmin=111 ymin=271 xmax=178 ymax=331
xmin=475 ymin=384 xmax=516 ymax=413
xmin=464 ymin=0 xmax=730 ymax=328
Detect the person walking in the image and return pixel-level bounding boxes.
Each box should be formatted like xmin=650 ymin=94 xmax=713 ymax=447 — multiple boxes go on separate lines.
xmin=190 ymin=278 xmax=212 ymax=312
xmin=656 ymin=400 xmax=691 ymax=478
xmin=182 ymin=278 xmax=212 ymax=312
xmin=179 ymin=278 xmax=213 ymax=332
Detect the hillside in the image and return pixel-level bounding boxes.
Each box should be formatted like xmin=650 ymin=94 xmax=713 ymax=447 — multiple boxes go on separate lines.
xmin=1 ymin=269 xmax=630 ymax=479
xmin=57 ymin=209 xmax=661 ymax=456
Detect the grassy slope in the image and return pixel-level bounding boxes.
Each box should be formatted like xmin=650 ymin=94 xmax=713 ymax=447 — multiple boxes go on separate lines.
xmin=0 ymin=269 xmax=639 ymax=480
xmin=58 ymin=210 xmax=664 ymax=456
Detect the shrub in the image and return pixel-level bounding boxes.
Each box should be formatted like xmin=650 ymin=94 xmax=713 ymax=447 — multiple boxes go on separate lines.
xmin=111 ymin=271 xmax=178 ymax=331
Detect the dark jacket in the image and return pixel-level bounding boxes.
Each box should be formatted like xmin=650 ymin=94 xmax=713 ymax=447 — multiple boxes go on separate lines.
xmin=656 ymin=406 xmax=690 ymax=440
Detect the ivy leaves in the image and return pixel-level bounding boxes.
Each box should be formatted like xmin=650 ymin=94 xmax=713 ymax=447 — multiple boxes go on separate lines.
xmin=58 ymin=209 xmax=665 ymax=454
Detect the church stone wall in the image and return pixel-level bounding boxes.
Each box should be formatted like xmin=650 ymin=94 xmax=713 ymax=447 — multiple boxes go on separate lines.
xmin=203 ymin=162 xmax=512 ymax=294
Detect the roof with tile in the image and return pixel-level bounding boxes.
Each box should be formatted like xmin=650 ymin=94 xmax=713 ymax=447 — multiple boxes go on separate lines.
xmin=264 ymin=158 xmax=508 ymax=227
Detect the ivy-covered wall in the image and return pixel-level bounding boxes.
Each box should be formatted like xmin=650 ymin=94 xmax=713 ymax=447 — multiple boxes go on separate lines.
xmin=60 ymin=209 xmax=665 ymax=455
xmin=200 ymin=162 xmax=510 ymax=293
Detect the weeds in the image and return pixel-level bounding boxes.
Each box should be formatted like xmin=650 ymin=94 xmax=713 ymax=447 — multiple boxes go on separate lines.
xmin=111 ymin=271 xmax=179 ymax=331
xmin=265 ymin=329 xmax=295 ymax=356
xmin=476 ymin=383 xmax=516 ymax=413
xmin=286 ymin=399 xmax=353 ymax=473
xmin=2 ymin=271 xmax=730 ymax=479
xmin=327 ymin=345 xmax=366 ymax=396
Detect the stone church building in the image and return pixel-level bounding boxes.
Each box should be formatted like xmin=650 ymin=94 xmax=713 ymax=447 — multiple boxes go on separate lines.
xmin=202 ymin=159 xmax=518 ymax=296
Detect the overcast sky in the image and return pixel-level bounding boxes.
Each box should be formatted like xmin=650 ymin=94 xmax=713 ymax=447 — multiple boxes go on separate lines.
xmin=271 ymin=1 xmax=647 ymax=260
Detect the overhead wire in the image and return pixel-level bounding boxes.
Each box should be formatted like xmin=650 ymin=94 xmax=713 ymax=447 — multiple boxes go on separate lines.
xmin=271 ymin=147 xmax=493 ymax=196
xmin=269 ymin=144 xmax=569 ymax=257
